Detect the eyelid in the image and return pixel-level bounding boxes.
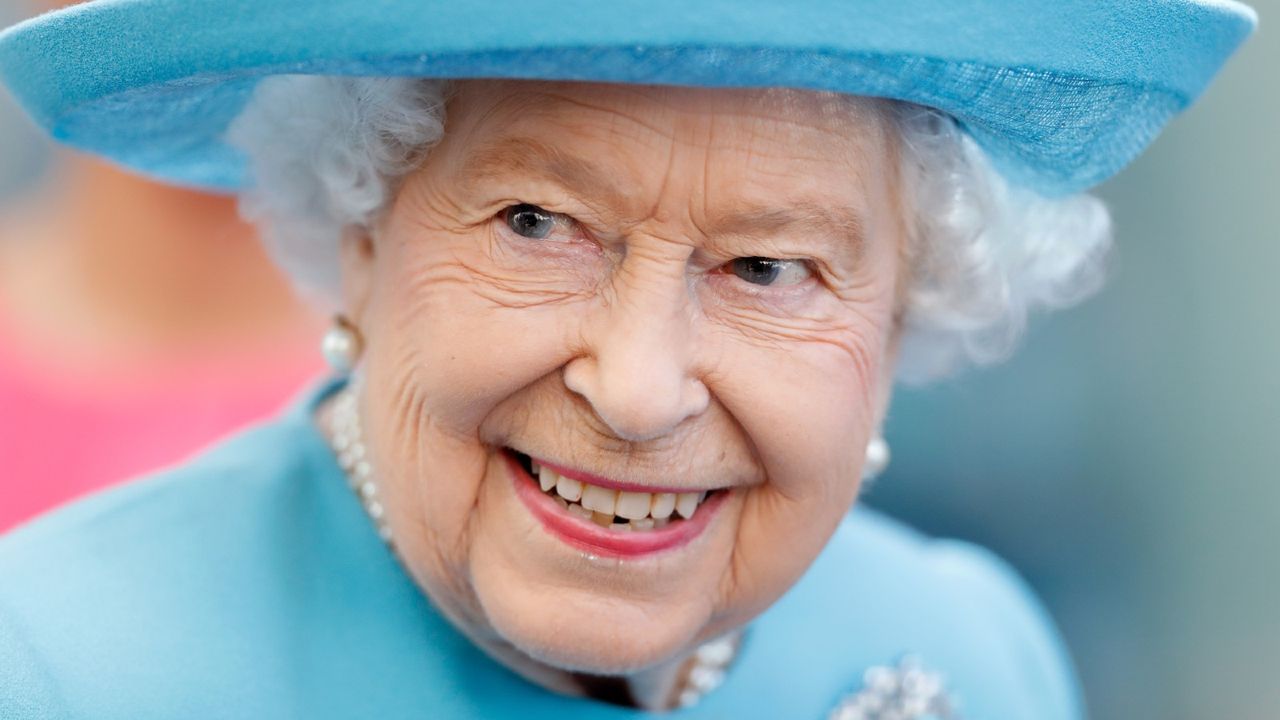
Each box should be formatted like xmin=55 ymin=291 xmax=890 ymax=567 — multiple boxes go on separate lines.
xmin=705 ymin=269 xmax=820 ymax=324
xmin=551 ymin=212 xmax=593 ymax=245
xmin=499 ymin=203 xmax=576 ymax=237
xmin=497 ymin=203 xmax=610 ymax=257
xmin=775 ymin=257 xmax=835 ymax=288
xmin=716 ymin=257 xmax=817 ymax=283
xmin=771 ymin=258 xmax=816 ymax=286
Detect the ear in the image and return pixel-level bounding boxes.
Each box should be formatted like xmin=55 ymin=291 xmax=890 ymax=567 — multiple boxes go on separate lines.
xmin=339 ymin=224 xmax=377 ymax=327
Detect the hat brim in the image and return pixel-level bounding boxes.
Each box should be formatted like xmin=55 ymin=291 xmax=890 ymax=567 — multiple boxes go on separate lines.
xmin=0 ymin=0 xmax=1255 ymax=195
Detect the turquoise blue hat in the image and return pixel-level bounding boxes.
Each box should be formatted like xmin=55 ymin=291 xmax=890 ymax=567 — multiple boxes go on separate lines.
xmin=0 ymin=0 xmax=1256 ymax=195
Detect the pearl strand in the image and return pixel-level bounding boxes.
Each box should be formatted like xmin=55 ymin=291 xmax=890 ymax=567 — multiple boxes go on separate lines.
xmin=674 ymin=633 xmax=739 ymax=708
xmin=327 ymin=385 xmax=392 ymax=544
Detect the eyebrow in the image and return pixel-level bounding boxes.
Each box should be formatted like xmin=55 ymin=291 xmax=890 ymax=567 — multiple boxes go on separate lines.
xmin=708 ymin=201 xmax=867 ymax=261
xmin=457 ymin=135 xmax=629 ymax=209
xmin=458 ymin=136 xmax=867 ymax=258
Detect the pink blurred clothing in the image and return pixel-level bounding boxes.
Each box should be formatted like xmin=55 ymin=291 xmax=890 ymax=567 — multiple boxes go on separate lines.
xmin=0 ymin=317 xmax=325 ymax=533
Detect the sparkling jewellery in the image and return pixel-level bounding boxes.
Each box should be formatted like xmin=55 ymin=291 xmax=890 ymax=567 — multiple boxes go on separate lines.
xmin=827 ymin=656 xmax=959 ymax=720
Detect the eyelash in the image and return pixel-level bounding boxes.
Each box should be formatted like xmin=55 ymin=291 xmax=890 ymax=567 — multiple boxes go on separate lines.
xmin=496 ymin=203 xmax=817 ymax=290
xmin=500 ymin=203 xmax=579 ymax=242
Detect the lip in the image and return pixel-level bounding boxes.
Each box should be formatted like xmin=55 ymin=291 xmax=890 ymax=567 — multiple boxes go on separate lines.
xmin=531 ymin=456 xmax=717 ymax=495
xmin=504 ymin=452 xmax=729 ymax=558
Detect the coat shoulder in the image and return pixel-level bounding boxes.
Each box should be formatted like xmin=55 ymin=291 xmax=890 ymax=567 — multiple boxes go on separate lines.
xmin=764 ymin=508 xmax=1084 ymax=720
xmin=0 ymin=406 xmax=345 ymax=719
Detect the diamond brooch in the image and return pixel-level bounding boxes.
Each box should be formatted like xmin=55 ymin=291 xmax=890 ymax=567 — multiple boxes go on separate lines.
xmin=827 ymin=657 xmax=958 ymax=720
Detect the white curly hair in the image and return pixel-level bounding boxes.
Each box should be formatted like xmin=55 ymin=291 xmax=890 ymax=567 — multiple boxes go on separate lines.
xmin=226 ymin=75 xmax=1110 ymax=383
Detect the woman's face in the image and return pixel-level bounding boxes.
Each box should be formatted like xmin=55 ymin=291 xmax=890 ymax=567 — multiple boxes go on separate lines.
xmin=342 ymin=80 xmax=905 ymax=674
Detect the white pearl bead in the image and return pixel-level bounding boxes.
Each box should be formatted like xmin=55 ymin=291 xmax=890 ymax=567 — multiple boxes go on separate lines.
xmin=321 ymin=323 xmax=361 ymax=374
xmin=862 ymin=435 xmax=890 ymax=480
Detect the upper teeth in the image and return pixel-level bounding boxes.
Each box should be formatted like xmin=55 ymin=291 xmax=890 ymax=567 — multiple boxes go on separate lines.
xmin=534 ymin=463 xmax=709 ymax=523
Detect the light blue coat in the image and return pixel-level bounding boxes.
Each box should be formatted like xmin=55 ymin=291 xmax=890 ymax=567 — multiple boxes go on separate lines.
xmin=0 ymin=383 xmax=1081 ymax=719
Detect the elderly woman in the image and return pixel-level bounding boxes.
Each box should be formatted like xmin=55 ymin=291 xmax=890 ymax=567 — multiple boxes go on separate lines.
xmin=0 ymin=1 xmax=1255 ymax=718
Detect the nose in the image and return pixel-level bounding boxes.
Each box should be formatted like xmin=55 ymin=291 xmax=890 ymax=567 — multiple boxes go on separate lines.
xmin=563 ymin=264 xmax=710 ymax=443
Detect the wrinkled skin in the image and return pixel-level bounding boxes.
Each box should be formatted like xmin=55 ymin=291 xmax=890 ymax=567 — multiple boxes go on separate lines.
xmin=335 ymin=80 xmax=905 ymax=706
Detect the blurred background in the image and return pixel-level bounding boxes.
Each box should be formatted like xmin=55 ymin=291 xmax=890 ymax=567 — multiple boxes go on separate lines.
xmin=1 ymin=2 xmax=1275 ymax=719
xmin=0 ymin=1 xmax=324 ymax=532
xmin=869 ymin=3 xmax=1280 ymax=719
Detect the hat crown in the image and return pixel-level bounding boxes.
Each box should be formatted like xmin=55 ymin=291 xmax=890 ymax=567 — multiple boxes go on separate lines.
xmin=0 ymin=0 xmax=1256 ymax=194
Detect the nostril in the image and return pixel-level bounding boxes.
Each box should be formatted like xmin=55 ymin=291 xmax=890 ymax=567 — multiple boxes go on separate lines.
xmin=565 ymin=360 xmax=708 ymax=443
xmin=562 ymin=356 xmax=596 ymax=401
xmin=682 ymin=378 xmax=710 ymax=416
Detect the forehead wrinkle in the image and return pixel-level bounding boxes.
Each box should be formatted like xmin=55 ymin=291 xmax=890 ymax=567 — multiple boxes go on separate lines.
xmin=534 ymin=90 xmax=684 ymax=145
xmin=456 ymin=134 xmax=629 ymax=210
xmin=525 ymin=85 xmax=856 ymax=160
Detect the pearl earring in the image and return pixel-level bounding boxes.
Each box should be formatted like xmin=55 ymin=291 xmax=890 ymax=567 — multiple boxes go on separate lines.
xmin=321 ymin=315 xmax=363 ymax=375
xmin=862 ymin=435 xmax=890 ymax=480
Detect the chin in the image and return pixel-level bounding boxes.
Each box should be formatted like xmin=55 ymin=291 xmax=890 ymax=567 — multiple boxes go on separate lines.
xmin=475 ymin=581 xmax=707 ymax=674
xmin=449 ymin=442 xmax=740 ymax=675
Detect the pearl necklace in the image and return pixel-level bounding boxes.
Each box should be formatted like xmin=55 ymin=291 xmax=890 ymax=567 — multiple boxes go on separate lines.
xmin=323 ymin=384 xmax=738 ymax=710
xmin=327 ymin=385 xmax=392 ymax=543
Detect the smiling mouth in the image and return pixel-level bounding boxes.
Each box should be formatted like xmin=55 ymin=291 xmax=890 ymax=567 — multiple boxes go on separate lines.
xmin=503 ymin=448 xmax=730 ymax=557
xmin=507 ymin=449 xmax=724 ymax=532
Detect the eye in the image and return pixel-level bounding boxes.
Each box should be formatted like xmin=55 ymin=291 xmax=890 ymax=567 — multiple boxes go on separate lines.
xmin=503 ymin=203 xmax=562 ymax=240
xmin=727 ymin=257 xmax=814 ymax=287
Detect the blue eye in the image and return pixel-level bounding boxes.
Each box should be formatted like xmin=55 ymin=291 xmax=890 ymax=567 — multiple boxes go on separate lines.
xmin=504 ymin=204 xmax=557 ymax=239
xmin=729 ymin=257 xmax=813 ymax=286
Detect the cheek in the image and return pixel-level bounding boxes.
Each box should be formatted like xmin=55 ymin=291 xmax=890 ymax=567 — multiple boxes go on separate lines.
xmin=704 ymin=315 xmax=887 ymax=625
xmin=723 ymin=327 xmax=878 ymax=508
xmin=707 ymin=276 xmax=891 ymax=494
xmin=367 ymin=228 xmax=591 ymax=435
xmin=355 ymin=225 xmax=595 ymax=614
